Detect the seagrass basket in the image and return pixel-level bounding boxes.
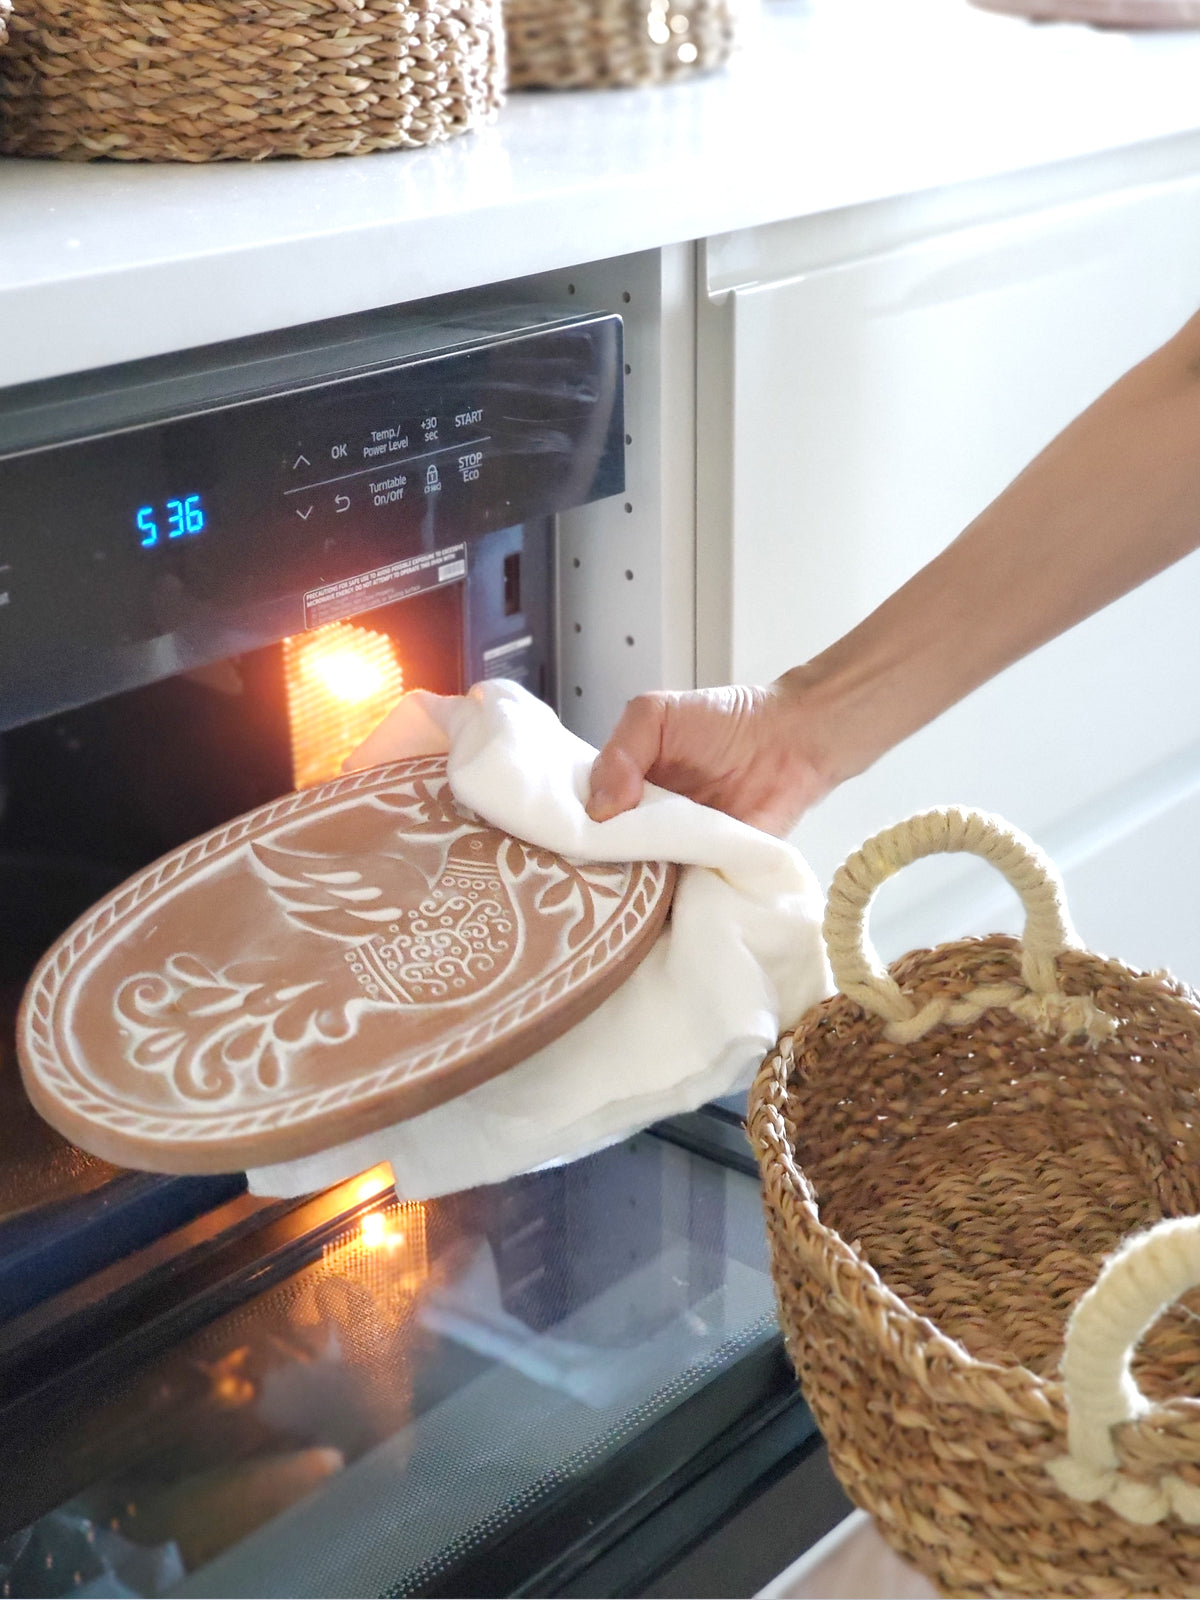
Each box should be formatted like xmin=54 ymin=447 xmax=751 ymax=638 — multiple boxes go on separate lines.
xmin=504 ymin=0 xmax=737 ymax=88
xmin=748 ymin=807 xmax=1200 ymax=1599
xmin=0 ymin=0 xmax=505 ymax=162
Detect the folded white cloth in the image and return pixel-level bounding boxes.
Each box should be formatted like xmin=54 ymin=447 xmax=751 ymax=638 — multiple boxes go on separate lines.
xmin=247 ymin=680 xmax=830 ymax=1200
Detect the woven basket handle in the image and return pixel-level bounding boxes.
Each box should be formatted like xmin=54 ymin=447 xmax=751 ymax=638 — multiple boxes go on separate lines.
xmin=823 ymin=807 xmax=1114 ymax=1045
xmin=1048 ymin=1215 xmax=1200 ymax=1524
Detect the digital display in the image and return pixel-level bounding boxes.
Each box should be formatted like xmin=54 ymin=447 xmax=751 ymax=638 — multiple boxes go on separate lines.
xmin=136 ymin=494 xmax=206 ymax=548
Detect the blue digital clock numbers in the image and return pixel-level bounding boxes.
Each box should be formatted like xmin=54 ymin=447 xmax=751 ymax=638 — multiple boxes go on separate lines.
xmin=137 ymin=494 xmax=206 ymax=548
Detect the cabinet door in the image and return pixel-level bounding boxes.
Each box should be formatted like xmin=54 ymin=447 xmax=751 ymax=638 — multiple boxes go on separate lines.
xmin=701 ymin=174 xmax=1200 ymax=974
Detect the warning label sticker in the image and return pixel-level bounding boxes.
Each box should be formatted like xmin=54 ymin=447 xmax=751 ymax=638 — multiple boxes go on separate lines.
xmin=303 ymin=543 xmax=468 ymax=630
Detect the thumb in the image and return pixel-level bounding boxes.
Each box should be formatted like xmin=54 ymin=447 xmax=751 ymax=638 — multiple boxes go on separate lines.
xmin=587 ymin=745 xmax=646 ymax=821
xmin=586 ymin=695 xmax=667 ymax=821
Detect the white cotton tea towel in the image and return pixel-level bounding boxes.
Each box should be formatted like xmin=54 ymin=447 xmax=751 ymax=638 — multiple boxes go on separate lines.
xmin=247 ymin=680 xmax=830 ymax=1201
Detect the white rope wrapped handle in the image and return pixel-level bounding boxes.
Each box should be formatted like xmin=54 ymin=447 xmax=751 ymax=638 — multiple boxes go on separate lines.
xmin=823 ymin=807 xmax=1115 ymax=1045
xmin=1047 ymin=1215 xmax=1200 ymax=1524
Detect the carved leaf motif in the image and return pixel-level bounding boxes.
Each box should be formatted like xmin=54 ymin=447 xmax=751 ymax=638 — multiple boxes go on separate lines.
xmin=129 ymin=1029 xmax=188 ymax=1070
xmin=116 ymin=954 xmax=349 ymax=1103
xmin=169 ymin=954 xmax=224 ymax=987
xmin=245 ymin=979 xmax=323 ymax=1021
xmin=537 ymin=875 xmax=578 ymax=912
xmin=527 ymin=861 xmax=599 ymax=951
xmin=175 ymin=982 xmax=246 ymax=1018
xmin=257 ymin=1045 xmax=284 ymax=1091
xmin=221 ymin=1026 xmax=263 ymax=1066
xmin=374 ymin=779 xmax=467 ymax=836
xmin=579 ymin=863 xmax=629 ymax=900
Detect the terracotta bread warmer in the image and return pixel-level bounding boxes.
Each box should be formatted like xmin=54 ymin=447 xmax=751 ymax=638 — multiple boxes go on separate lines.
xmin=18 ymin=756 xmax=675 ymax=1173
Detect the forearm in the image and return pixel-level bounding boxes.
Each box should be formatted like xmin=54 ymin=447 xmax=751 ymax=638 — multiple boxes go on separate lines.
xmin=783 ymin=307 xmax=1200 ymax=785
xmin=588 ymin=308 xmax=1200 ymax=835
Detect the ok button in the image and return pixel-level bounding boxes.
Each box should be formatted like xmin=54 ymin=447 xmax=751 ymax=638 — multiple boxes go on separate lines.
xmin=331 ymin=442 xmax=349 ymax=460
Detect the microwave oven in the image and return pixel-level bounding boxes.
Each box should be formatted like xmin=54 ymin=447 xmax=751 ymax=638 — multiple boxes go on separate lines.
xmin=0 ymin=297 xmax=843 ymax=1598
xmin=0 ymin=300 xmax=623 ymax=1316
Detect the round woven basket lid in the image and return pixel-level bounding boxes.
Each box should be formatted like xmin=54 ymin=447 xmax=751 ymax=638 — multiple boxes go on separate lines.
xmin=17 ymin=757 xmax=676 ymax=1174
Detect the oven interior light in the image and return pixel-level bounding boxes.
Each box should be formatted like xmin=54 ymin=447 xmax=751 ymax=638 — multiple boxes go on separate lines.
xmin=361 ymin=1211 xmax=390 ymax=1249
xmin=304 ymin=645 xmax=388 ymax=704
xmin=283 ymin=620 xmax=405 ymax=789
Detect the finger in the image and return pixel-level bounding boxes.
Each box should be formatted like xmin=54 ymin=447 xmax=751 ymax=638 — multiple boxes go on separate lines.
xmin=586 ymin=695 xmax=667 ymax=820
xmin=586 ymin=746 xmax=645 ymax=821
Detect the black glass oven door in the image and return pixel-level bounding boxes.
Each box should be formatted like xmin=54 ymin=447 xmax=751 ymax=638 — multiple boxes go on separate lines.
xmin=0 ymin=1128 xmax=841 ymax=1599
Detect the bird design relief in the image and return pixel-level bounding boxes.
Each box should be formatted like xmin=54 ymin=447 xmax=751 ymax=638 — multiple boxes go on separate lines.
xmin=110 ymin=777 xmax=633 ymax=1106
xmin=247 ymin=835 xmax=455 ymax=945
xmin=27 ymin=758 xmax=674 ymax=1167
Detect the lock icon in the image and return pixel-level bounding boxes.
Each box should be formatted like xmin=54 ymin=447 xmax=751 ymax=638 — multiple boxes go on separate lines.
xmin=425 ymin=464 xmax=441 ymax=491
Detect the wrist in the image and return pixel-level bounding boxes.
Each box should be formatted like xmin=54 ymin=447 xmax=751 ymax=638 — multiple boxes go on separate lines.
xmin=770 ymin=661 xmax=869 ymax=792
xmin=772 ymin=638 xmax=920 ymax=791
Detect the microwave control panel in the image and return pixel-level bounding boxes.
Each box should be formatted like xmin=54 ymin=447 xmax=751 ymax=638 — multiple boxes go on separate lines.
xmin=0 ymin=306 xmax=623 ymax=730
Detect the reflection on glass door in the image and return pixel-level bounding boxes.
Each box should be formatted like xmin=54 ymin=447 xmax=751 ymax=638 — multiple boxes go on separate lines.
xmin=0 ymin=1135 xmax=779 ymax=1599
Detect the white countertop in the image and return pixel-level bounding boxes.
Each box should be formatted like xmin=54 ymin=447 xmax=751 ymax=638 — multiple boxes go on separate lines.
xmin=5 ymin=0 xmax=1200 ymax=386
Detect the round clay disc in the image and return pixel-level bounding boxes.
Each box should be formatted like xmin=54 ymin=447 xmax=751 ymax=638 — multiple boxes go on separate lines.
xmin=18 ymin=757 xmax=676 ymax=1173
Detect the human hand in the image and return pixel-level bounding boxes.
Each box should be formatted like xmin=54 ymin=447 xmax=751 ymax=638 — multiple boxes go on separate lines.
xmin=585 ymin=680 xmax=837 ymax=837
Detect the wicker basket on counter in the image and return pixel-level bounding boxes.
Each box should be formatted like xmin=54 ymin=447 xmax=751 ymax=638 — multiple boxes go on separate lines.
xmin=0 ymin=0 xmax=505 ymax=162
xmin=748 ymin=807 xmax=1200 ymax=1599
xmin=503 ymin=0 xmax=737 ymax=88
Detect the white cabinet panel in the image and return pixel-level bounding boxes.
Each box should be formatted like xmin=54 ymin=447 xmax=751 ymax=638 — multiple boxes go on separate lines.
xmin=1058 ymin=775 xmax=1200 ymax=979
xmin=526 ymin=247 xmax=698 ymax=749
xmin=701 ymin=173 xmax=1200 ymax=977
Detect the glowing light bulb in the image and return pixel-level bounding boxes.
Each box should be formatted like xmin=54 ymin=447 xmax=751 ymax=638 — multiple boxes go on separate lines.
xmin=283 ymin=620 xmax=406 ymax=788
xmin=306 ymin=646 xmax=387 ymax=704
xmin=361 ymin=1212 xmax=388 ymax=1248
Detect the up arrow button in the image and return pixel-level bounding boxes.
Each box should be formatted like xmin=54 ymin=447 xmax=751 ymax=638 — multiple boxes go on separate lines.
xmin=293 ymin=454 xmax=311 ymax=470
